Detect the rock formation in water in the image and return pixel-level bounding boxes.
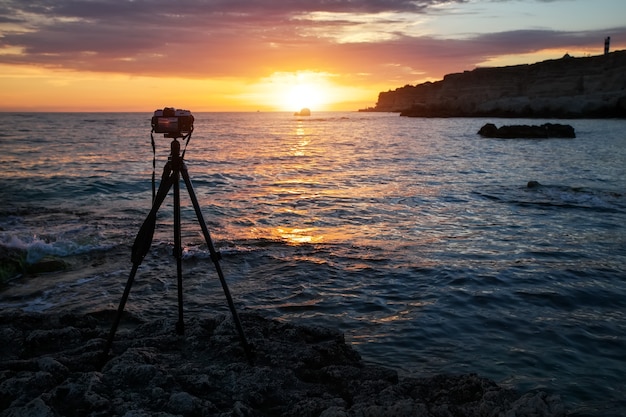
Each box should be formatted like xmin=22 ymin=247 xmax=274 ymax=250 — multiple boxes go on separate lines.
xmin=477 ymin=123 xmax=576 ymax=139
xmin=0 ymin=245 xmax=68 ymax=286
xmin=361 ymin=50 xmax=626 ymax=118
xmin=0 ymin=312 xmax=567 ymax=417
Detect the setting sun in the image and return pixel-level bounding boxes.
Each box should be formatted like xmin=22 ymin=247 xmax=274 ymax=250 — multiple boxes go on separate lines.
xmin=253 ymin=71 xmax=338 ymax=112
xmin=282 ymin=83 xmax=327 ymax=112
xmin=279 ymin=74 xmax=331 ymax=111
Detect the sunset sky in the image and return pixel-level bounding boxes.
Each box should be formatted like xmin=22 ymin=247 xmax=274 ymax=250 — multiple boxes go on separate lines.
xmin=1 ymin=0 xmax=625 ymax=112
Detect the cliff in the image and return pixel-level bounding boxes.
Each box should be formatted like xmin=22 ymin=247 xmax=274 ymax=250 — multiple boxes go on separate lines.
xmin=364 ymin=50 xmax=626 ymax=118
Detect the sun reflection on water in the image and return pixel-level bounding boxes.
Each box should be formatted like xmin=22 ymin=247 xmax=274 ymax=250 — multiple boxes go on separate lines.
xmin=189 ymin=112 xmax=422 ymax=250
xmin=291 ymin=123 xmax=309 ymax=156
xmin=274 ymin=227 xmax=321 ymax=244
xmin=244 ymin=226 xmax=325 ymax=245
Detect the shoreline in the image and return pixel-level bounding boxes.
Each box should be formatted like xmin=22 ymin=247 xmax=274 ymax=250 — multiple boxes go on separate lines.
xmin=1 ymin=311 xmax=567 ymax=416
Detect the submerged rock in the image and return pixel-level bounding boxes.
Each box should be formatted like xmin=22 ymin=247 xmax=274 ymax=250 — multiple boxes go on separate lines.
xmin=1 ymin=246 xmax=69 ymax=285
xmin=0 ymin=312 xmax=567 ymax=416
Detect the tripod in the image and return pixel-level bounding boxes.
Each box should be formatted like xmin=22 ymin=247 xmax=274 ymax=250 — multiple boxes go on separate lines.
xmin=101 ymin=137 xmax=253 ymax=365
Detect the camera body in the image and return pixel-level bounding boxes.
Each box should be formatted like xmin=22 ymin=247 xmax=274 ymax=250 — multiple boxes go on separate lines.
xmin=152 ymin=107 xmax=194 ymax=137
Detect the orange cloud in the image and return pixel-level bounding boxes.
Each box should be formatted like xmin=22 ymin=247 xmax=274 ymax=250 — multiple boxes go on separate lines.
xmin=1 ymin=0 xmax=625 ymax=111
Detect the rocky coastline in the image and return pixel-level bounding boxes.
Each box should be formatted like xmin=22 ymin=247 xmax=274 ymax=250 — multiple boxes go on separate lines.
xmin=0 ymin=311 xmax=567 ymax=417
xmin=361 ymin=50 xmax=626 ymax=118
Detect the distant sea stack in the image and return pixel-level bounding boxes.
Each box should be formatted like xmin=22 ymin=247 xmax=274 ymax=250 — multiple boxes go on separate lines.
xmin=361 ymin=50 xmax=626 ymax=118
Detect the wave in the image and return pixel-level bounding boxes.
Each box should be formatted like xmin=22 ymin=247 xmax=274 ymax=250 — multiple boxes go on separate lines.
xmin=0 ymin=177 xmax=152 ymax=204
xmin=1 ymin=230 xmax=115 ymax=264
xmin=475 ymin=182 xmax=626 ymax=213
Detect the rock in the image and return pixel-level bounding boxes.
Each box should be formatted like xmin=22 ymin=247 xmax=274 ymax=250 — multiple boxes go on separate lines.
xmin=1 ymin=245 xmax=68 ymax=286
xmin=166 ymin=391 xmax=202 ymax=415
xmin=0 ymin=246 xmax=26 ymax=284
xmin=294 ymin=108 xmax=311 ymax=116
xmin=509 ymin=391 xmax=567 ymax=417
xmin=37 ymin=358 xmax=69 ymax=380
xmin=0 ymin=312 xmax=568 ymax=416
xmin=477 ymin=123 xmax=498 ymax=137
xmin=26 ymin=257 xmax=69 ymax=274
xmin=477 ymin=123 xmax=575 ymax=138
xmin=1 ymin=397 xmax=56 ymax=417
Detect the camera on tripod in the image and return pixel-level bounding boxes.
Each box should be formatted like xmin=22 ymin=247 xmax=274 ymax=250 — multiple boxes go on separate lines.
xmin=152 ymin=107 xmax=194 ymax=137
xmin=102 ymin=105 xmax=253 ymax=367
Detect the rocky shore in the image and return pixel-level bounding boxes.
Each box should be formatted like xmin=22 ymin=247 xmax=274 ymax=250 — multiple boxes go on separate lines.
xmin=0 ymin=311 xmax=567 ymax=417
xmin=361 ymin=50 xmax=626 ymax=118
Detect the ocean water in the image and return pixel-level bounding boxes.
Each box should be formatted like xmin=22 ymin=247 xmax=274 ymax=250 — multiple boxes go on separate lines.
xmin=1 ymin=112 xmax=625 ymax=415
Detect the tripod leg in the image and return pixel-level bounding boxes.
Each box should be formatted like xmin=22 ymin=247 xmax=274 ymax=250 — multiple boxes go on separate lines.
xmin=100 ymin=263 xmax=140 ymax=367
xmin=101 ymin=169 xmax=175 ymax=367
xmin=180 ymin=165 xmax=254 ymax=365
xmin=173 ymin=170 xmax=185 ymax=335
xmin=132 ymin=165 xmax=175 ymax=265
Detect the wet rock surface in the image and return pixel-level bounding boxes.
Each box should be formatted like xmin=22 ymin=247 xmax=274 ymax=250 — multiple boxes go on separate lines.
xmin=0 ymin=245 xmax=69 ymax=285
xmin=0 ymin=312 xmax=567 ymax=416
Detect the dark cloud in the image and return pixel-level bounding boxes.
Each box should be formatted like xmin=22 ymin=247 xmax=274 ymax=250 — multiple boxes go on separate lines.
xmin=322 ymin=26 xmax=626 ymax=83
xmin=0 ymin=0 xmax=624 ymax=83
xmin=1 ymin=0 xmax=439 ymax=23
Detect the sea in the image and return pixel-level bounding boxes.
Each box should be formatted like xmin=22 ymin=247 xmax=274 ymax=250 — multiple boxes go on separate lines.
xmin=1 ymin=112 xmax=625 ymax=416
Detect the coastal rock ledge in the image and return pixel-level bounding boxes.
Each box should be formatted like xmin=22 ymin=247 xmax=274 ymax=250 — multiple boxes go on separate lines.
xmin=361 ymin=50 xmax=626 ymax=118
xmin=0 ymin=312 xmax=567 ymax=417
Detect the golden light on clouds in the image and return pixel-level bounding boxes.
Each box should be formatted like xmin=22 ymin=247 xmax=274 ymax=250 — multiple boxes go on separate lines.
xmin=477 ymin=47 xmax=605 ymax=68
xmin=0 ymin=0 xmax=624 ymax=111
xmin=0 ymin=63 xmax=377 ymax=112
xmin=298 ymin=11 xmax=427 ymax=43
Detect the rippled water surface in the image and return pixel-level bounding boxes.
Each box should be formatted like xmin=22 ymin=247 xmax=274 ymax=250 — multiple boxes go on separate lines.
xmin=1 ymin=112 xmax=625 ymax=415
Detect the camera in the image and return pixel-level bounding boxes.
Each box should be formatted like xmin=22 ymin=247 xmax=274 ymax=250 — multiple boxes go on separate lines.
xmin=152 ymin=107 xmax=194 ymax=137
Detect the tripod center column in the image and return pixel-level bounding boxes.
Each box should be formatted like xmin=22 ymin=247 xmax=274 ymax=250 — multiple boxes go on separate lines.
xmin=170 ymin=139 xmax=182 ymax=170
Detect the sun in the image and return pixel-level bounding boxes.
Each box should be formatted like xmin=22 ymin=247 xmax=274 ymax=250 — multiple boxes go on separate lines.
xmin=282 ymin=83 xmax=327 ymax=112
xmin=257 ymin=71 xmax=335 ymax=112
xmin=248 ymin=70 xmax=369 ymax=112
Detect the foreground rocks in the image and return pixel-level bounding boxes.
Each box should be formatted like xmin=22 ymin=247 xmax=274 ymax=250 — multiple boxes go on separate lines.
xmin=477 ymin=123 xmax=576 ymax=139
xmin=0 ymin=312 xmax=567 ymax=417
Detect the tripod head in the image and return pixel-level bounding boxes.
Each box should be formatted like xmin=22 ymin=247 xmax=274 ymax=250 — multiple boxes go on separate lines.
xmin=168 ymin=137 xmax=184 ymax=171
